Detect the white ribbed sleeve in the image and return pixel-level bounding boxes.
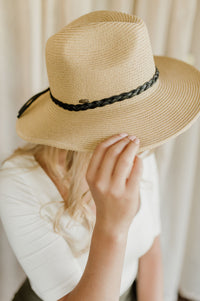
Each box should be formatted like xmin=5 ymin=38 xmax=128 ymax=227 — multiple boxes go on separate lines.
xmin=0 ymin=170 xmax=83 ymax=301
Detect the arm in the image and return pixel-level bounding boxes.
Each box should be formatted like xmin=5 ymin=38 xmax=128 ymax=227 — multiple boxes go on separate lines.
xmin=0 ymin=167 xmax=128 ymax=301
xmin=61 ymin=134 xmax=143 ymax=301
xmin=136 ymin=234 xmax=164 ymax=301
xmin=60 ymin=223 xmax=128 ymax=301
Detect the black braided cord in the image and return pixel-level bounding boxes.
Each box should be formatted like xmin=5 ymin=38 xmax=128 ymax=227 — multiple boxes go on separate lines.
xmin=17 ymin=87 xmax=50 ymax=118
xmin=17 ymin=67 xmax=159 ymax=118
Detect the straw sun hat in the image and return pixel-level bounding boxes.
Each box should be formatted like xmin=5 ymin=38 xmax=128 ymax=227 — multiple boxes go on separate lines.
xmin=16 ymin=10 xmax=200 ymax=153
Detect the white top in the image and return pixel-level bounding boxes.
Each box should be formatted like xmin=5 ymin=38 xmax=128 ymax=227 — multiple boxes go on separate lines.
xmin=0 ymin=152 xmax=161 ymax=301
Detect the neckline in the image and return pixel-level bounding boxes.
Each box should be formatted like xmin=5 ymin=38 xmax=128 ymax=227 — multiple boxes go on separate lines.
xmin=25 ymin=154 xmax=65 ymax=203
xmin=31 ymin=154 xmax=96 ymax=215
xmin=18 ymin=154 xmax=144 ymax=219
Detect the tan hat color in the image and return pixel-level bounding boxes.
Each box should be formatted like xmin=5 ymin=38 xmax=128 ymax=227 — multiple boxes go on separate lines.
xmin=16 ymin=10 xmax=200 ymax=153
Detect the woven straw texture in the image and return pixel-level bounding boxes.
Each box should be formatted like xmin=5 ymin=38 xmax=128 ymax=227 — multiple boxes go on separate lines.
xmin=16 ymin=10 xmax=200 ymax=152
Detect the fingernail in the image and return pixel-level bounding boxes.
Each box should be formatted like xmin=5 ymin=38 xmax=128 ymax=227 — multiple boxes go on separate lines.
xmin=128 ymin=135 xmax=136 ymax=141
xmin=119 ymin=133 xmax=128 ymax=137
xmin=134 ymin=138 xmax=140 ymax=144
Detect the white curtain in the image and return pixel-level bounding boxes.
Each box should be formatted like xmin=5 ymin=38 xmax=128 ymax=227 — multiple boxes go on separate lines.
xmin=0 ymin=1 xmax=200 ymax=301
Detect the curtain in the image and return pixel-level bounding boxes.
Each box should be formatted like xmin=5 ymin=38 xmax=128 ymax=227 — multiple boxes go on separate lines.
xmin=0 ymin=1 xmax=200 ymax=300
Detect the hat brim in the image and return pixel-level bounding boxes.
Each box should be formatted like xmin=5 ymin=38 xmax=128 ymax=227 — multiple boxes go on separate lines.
xmin=16 ymin=56 xmax=200 ymax=152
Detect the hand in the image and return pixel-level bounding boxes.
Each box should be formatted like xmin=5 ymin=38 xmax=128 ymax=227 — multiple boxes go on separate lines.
xmin=86 ymin=133 xmax=143 ymax=235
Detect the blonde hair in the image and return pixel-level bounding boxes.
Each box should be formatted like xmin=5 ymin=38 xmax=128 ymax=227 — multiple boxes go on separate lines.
xmin=1 ymin=143 xmax=155 ymax=257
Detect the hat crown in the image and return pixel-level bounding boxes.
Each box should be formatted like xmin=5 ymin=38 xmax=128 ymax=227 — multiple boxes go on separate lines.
xmin=45 ymin=10 xmax=156 ymax=104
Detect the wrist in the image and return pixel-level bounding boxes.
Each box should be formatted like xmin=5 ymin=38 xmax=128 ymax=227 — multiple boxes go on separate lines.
xmin=94 ymin=219 xmax=129 ymax=244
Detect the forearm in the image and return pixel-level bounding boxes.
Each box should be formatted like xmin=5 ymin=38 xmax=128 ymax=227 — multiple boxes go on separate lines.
xmin=65 ymin=221 xmax=128 ymax=301
xmin=137 ymin=237 xmax=164 ymax=301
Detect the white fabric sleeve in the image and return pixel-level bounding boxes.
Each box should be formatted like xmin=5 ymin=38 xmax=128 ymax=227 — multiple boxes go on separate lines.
xmin=0 ymin=171 xmax=83 ymax=301
xmin=151 ymin=154 xmax=162 ymax=237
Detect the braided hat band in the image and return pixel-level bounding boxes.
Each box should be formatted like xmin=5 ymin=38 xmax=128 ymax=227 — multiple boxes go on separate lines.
xmin=17 ymin=67 xmax=159 ymax=118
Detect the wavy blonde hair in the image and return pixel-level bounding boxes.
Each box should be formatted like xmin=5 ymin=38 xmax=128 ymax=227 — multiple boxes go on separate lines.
xmin=1 ymin=142 xmax=155 ymax=257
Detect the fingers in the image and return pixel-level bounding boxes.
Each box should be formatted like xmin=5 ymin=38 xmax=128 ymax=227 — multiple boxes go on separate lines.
xmin=96 ymin=137 xmax=132 ymax=186
xmin=86 ymin=133 xmax=128 ymax=183
xmin=111 ymin=138 xmax=140 ymax=188
xmin=126 ymin=155 xmax=143 ymax=192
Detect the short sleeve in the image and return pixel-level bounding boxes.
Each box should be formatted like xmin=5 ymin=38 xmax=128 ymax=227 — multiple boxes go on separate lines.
xmin=151 ymin=154 xmax=162 ymax=237
xmin=0 ymin=171 xmax=83 ymax=301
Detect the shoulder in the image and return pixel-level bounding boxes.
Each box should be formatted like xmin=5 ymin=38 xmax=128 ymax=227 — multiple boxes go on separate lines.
xmin=0 ymin=154 xmax=40 ymax=189
xmin=0 ymin=154 xmax=40 ymax=213
xmin=0 ymin=154 xmax=37 ymax=176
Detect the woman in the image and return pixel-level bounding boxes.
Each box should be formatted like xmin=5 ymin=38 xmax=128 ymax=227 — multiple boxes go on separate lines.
xmin=0 ymin=140 xmax=160 ymax=301
xmin=1 ymin=10 xmax=200 ymax=301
